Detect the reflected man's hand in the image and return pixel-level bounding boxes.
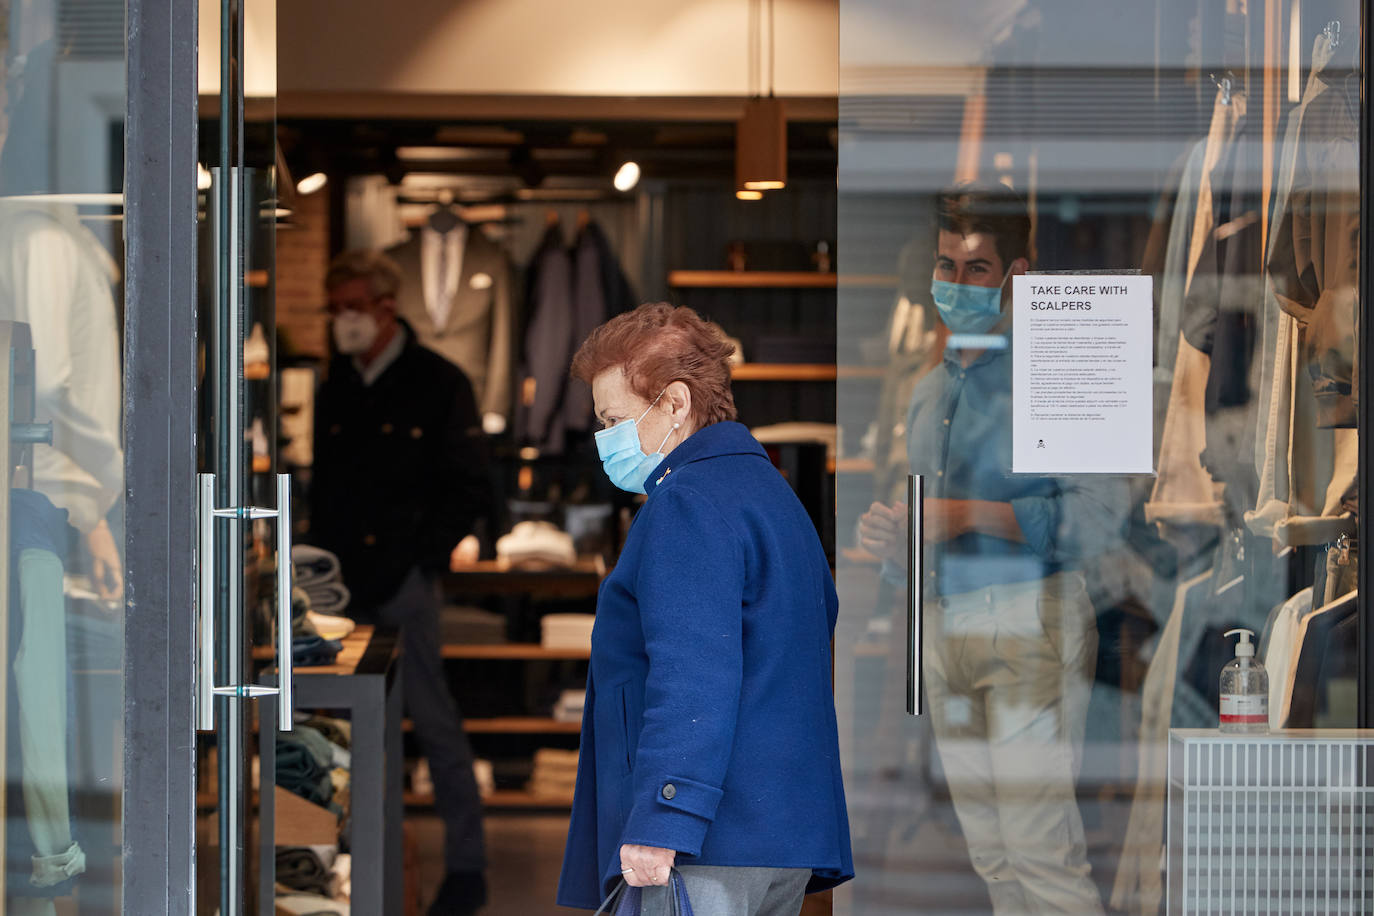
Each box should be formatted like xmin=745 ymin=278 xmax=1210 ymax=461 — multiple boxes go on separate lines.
xmin=87 ymin=517 xmax=123 ymax=601
xmin=858 ymin=501 xmax=907 ymax=566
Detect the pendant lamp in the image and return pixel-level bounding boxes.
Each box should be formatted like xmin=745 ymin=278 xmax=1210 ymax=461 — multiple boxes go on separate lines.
xmin=736 ymin=96 xmax=787 ymax=192
xmin=735 ymin=0 xmax=786 ymax=196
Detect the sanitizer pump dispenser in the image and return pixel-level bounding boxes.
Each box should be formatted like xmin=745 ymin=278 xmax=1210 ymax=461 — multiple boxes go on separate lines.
xmin=1219 ymin=628 xmax=1268 ymax=734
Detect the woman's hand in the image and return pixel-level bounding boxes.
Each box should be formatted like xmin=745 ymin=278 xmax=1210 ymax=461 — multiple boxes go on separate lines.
xmin=618 ymin=843 xmax=676 ymax=887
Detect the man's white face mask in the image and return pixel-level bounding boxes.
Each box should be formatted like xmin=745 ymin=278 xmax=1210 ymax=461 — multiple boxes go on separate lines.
xmin=332 ymin=311 xmax=379 ymax=355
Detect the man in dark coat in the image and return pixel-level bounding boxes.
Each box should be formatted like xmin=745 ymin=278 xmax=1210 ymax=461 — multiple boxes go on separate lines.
xmin=312 ymin=249 xmax=489 ymax=915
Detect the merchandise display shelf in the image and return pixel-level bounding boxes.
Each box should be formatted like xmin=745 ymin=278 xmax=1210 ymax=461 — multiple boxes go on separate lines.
xmin=407 ymin=789 xmax=575 ymax=809
xmin=444 ymin=556 xmax=606 ymax=597
xmin=667 ymin=270 xmax=898 ymax=289
xmin=402 ymin=716 xmax=582 ymax=734
xmin=832 ymin=457 xmax=875 ymax=474
xmin=732 ymin=363 xmax=835 ymax=382
xmin=441 ymin=643 xmax=590 ymax=660
xmin=668 ymin=270 xmax=837 ymax=289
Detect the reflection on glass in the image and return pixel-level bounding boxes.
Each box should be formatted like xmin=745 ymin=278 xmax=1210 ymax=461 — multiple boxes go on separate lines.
xmin=838 ymin=1 xmax=1361 ymax=913
xmin=0 ymin=0 xmax=127 ymax=912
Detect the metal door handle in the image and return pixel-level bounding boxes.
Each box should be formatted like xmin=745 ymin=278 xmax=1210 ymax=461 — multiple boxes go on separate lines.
xmin=195 ymin=472 xmax=294 ymax=732
xmin=906 ymin=474 xmax=924 ymax=716
xmin=274 ymin=474 xmax=294 ymax=730
xmin=196 ymin=474 xmax=215 ymax=731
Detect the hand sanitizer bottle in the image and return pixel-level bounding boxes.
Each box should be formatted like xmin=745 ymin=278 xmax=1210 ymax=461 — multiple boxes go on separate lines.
xmin=1219 ymin=628 xmax=1268 ymax=734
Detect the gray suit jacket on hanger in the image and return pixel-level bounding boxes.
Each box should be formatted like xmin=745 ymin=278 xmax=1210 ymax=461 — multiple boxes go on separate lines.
xmin=387 ymin=226 xmax=514 ymax=421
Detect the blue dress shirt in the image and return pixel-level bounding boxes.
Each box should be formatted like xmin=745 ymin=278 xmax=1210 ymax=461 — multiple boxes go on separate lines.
xmin=905 ymin=341 xmax=1128 ymax=596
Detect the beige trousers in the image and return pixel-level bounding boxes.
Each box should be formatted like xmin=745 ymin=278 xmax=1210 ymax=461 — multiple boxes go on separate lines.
xmin=925 ymin=571 xmax=1103 ymax=916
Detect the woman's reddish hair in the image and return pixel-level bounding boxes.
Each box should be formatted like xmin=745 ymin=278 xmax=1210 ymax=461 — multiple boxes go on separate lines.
xmin=571 ymin=302 xmax=737 ymax=428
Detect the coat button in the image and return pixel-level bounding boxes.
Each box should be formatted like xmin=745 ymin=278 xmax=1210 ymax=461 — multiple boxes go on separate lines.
xmin=661 ymin=783 xmax=676 ymax=800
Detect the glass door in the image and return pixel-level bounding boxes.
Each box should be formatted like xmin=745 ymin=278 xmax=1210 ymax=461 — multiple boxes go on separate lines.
xmin=0 ymin=0 xmax=129 ymax=911
xmin=195 ymin=0 xmax=286 ymax=912
xmin=837 ymin=1 xmax=1363 ymax=912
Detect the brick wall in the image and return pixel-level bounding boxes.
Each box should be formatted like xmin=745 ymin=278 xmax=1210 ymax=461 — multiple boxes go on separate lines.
xmin=276 ymin=187 xmax=330 ymax=358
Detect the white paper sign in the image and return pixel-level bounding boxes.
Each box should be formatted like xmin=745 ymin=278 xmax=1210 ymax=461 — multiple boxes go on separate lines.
xmin=1012 ymin=274 xmax=1153 ymax=475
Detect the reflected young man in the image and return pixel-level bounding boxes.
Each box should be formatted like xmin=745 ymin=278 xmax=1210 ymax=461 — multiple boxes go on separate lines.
xmin=859 ymin=184 xmax=1125 ymax=914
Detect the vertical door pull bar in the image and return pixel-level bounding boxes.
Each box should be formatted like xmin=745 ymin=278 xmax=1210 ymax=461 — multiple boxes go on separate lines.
xmin=195 ymin=473 xmax=295 ymax=731
xmin=196 ymin=473 xmax=216 ymax=731
xmin=274 ymin=473 xmax=294 ymax=731
xmin=906 ymin=474 xmax=924 ymax=716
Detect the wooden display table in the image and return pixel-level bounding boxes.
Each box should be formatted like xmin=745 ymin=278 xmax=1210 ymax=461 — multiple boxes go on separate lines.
xmin=258 ymin=625 xmax=403 ymax=916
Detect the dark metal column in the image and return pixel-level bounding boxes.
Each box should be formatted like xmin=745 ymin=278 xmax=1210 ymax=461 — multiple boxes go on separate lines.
xmin=122 ymin=0 xmax=200 ymax=908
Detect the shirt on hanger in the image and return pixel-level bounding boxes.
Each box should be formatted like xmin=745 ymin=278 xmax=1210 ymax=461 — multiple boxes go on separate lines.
xmin=420 ymin=224 xmax=467 ymax=333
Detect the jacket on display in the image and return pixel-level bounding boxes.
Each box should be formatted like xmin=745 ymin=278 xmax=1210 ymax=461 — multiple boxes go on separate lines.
xmin=520 ymin=221 xmax=634 ymax=453
xmin=1146 ymin=87 xmax=1245 ymax=532
xmin=556 ymin=422 xmax=852 ymax=909
xmin=1267 ymin=69 xmax=1360 ymax=429
xmin=388 ymin=226 xmax=515 ymax=423
xmin=1247 ymin=32 xmax=1358 ymax=546
xmin=311 ymin=324 xmax=488 ymax=610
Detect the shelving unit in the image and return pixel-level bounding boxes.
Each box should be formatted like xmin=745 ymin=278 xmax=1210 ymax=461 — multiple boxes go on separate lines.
xmin=667 ymin=270 xmax=898 ymax=289
xmin=440 ymin=561 xmax=601 ymax=809
xmin=442 ymin=643 xmax=590 ymax=660
xmin=732 ymin=363 xmax=835 ymax=382
xmin=402 ymin=716 xmax=581 ymax=735
xmin=407 ymin=789 xmax=576 ymax=809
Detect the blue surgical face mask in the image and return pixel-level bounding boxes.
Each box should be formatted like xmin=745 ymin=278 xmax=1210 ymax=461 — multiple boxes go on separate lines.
xmin=930 ymin=269 xmax=1011 ymax=334
xmin=594 ymin=389 xmax=679 ymax=494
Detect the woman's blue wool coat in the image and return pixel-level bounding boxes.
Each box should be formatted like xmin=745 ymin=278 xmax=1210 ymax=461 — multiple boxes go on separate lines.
xmin=557 ymin=421 xmax=853 ymax=909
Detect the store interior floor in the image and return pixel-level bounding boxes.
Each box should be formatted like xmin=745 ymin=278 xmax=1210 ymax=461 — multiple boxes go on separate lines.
xmin=412 ymin=811 xmax=570 ymax=915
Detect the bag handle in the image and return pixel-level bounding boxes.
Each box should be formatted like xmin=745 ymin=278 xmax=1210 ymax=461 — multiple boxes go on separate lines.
xmin=593 ymin=869 xmax=694 ymax=916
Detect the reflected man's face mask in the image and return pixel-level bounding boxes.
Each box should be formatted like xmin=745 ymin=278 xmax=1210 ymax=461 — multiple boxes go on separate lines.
xmin=930 ymin=268 xmax=1011 ymax=334
xmin=594 ymin=388 xmax=678 ymax=494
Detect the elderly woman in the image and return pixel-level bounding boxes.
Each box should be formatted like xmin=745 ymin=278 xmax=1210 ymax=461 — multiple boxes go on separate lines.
xmin=556 ymin=304 xmax=852 ymax=914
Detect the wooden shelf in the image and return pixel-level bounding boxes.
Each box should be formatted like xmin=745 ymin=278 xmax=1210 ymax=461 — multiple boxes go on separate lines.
xmin=836 ymin=365 xmax=886 ymax=379
xmin=669 ymin=270 xmax=836 ymax=289
xmin=831 ymin=458 xmax=876 ymax=474
xmin=731 ymin=363 xmax=835 ymax=382
xmin=408 ymin=789 xmax=575 ymax=809
xmin=445 ymin=556 xmax=606 ymax=597
xmin=667 ymin=270 xmax=899 ymax=289
xmin=443 ymin=643 xmax=590 ymax=660
xmin=403 ymin=716 xmax=582 ymax=734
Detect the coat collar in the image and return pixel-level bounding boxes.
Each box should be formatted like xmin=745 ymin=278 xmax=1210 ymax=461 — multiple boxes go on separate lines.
xmin=644 ymin=421 xmax=767 ymax=495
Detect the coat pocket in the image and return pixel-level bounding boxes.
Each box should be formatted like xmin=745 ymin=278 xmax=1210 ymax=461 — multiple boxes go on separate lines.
xmin=617 ymin=681 xmax=644 ymax=774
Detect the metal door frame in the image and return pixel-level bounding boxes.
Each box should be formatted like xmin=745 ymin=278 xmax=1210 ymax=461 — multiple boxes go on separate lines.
xmin=122 ymin=0 xmax=200 ymax=909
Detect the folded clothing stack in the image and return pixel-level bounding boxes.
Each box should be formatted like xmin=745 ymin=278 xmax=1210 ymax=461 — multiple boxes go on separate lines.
xmin=292 ymin=634 xmax=343 ymax=668
xmin=274 ymin=893 xmax=349 ymax=915
xmin=292 ymin=545 xmax=352 ymax=616
xmin=496 ymin=520 xmax=576 ymax=568
xmin=277 ymin=721 xmax=351 ymax=816
xmin=540 ymin=613 xmax=595 ymax=650
xmin=439 ymin=605 xmax=506 ymax=645
xmin=528 ymin=748 xmax=579 ymax=798
xmin=552 ymin=689 xmax=586 ymax=723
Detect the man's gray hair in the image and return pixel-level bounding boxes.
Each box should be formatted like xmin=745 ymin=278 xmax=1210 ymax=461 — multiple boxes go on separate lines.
xmin=325 ymin=249 xmax=403 ymax=299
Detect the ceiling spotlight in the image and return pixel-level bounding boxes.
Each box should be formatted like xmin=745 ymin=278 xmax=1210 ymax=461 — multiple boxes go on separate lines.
xmin=613 ymin=161 xmax=641 ymax=192
xmin=735 ymin=189 xmax=764 ymax=201
xmin=296 ymin=172 xmax=328 ymax=195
